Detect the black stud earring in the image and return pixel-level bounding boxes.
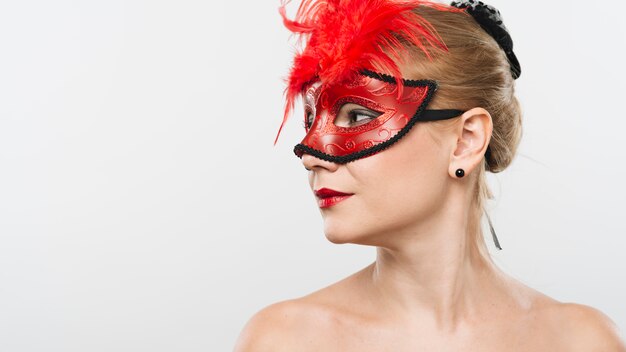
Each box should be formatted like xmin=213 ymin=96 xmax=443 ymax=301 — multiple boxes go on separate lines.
xmin=455 ymin=168 xmax=465 ymax=178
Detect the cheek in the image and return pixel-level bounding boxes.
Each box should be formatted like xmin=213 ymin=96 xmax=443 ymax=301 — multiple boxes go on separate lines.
xmin=357 ymin=127 xmax=449 ymax=227
xmin=319 ymin=126 xmax=450 ymax=244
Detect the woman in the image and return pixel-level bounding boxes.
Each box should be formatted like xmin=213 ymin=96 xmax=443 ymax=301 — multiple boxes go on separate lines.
xmin=235 ymin=0 xmax=626 ymax=350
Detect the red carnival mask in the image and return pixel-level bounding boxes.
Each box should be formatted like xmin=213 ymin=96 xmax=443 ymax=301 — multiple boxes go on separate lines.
xmin=294 ymin=69 xmax=464 ymax=163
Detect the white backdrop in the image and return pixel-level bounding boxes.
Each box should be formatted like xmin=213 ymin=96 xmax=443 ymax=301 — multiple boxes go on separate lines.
xmin=0 ymin=0 xmax=624 ymax=351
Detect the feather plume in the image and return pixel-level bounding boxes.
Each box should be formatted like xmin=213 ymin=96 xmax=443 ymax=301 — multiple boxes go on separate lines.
xmin=274 ymin=0 xmax=463 ymax=145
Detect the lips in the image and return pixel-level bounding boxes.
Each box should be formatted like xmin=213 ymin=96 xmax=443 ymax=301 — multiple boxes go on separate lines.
xmin=314 ymin=187 xmax=354 ymax=198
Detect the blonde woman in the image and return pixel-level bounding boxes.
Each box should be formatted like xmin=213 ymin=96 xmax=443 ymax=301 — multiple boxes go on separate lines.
xmin=235 ymin=0 xmax=626 ymax=350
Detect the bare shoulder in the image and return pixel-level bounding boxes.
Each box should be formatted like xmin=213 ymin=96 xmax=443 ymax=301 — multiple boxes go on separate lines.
xmin=233 ymin=265 xmax=375 ymax=351
xmin=495 ymin=277 xmax=625 ymax=351
xmin=563 ymin=303 xmax=626 ymax=351
xmin=233 ymin=298 xmax=334 ymax=352
xmin=540 ymin=301 xmax=626 ymax=352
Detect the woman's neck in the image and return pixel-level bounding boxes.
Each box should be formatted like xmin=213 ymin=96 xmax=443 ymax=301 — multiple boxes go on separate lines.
xmin=365 ymin=198 xmax=512 ymax=333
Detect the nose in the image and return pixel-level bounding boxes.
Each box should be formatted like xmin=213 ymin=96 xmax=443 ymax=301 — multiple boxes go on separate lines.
xmin=301 ymin=151 xmax=340 ymax=172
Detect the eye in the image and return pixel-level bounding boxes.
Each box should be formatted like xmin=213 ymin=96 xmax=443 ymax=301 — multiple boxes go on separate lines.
xmin=334 ymin=103 xmax=382 ymax=128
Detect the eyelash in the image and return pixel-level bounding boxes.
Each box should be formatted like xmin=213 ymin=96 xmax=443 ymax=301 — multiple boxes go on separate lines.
xmin=348 ymin=110 xmax=377 ymax=123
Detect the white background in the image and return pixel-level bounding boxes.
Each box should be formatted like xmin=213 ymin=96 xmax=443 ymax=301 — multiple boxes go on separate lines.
xmin=0 ymin=0 xmax=625 ymax=351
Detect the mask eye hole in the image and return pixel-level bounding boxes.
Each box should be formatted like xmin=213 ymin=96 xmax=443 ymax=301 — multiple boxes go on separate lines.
xmin=302 ymin=90 xmax=317 ymax=131
xmin=334 ymin=102 xmax=382 ymax=128
xmin=303 ymin=110 xmax=314 ymax=131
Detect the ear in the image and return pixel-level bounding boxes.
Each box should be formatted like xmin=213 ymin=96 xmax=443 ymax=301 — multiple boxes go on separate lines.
xmin=449 ymin=107 xmax=492 ymax=178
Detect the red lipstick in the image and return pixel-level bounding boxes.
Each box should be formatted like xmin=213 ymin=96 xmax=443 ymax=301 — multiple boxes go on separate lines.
xmin=314 ymin=188 xmax=354 ymax=208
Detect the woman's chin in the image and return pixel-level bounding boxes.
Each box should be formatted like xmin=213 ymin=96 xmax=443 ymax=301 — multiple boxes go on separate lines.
xmin=322 ymin=221 xmax=357 ymax=244
xmin=324 ymin=231 xmax=383 ymax=246
xmin=324 ymin=234 xmax=350 ymax=244
xmin=322 ymin=221 xmax=377 ymax=245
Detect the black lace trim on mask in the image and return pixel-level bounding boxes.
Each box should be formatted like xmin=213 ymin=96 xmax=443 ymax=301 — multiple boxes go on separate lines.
xmin=360 ymin=69 xmax=465 ymax=121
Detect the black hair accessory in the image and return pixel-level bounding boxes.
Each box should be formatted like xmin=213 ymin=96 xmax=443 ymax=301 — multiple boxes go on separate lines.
xmin=450 ymin=0 xmax=521 ymax=80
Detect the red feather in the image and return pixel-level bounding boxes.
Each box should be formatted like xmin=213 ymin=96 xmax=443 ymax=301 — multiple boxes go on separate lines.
xmin=273 ymin=0 xmax=463 ymax=145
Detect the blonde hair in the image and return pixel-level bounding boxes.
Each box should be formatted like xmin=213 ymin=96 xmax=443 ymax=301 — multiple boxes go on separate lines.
xmin=400 ymin=5 xmax=524 ymax=262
